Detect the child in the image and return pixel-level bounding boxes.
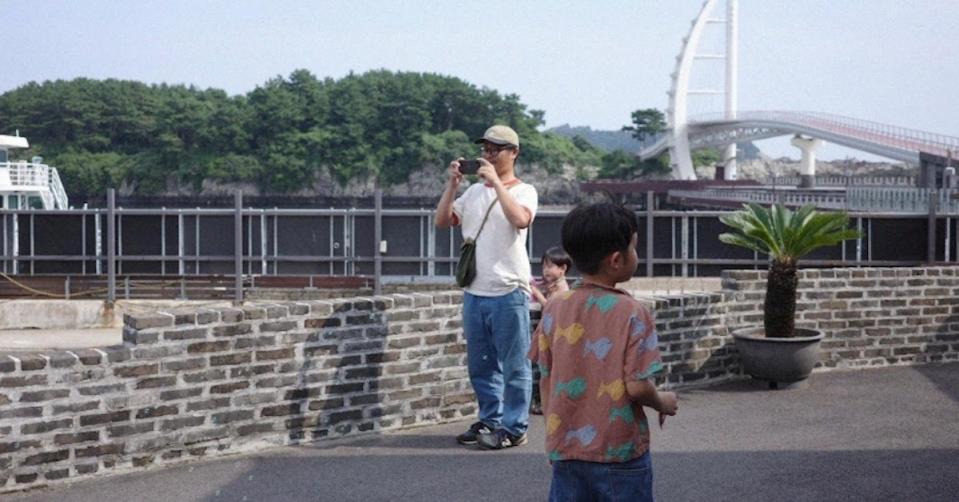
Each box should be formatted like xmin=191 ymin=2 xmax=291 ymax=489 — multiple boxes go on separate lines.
xmin=531 ymin=246 xmax=572 ymax=307
xmin=529 ymin=202 xmax=678 ymax=502
xmin=529 ymin=247 xmax=572 ymax=415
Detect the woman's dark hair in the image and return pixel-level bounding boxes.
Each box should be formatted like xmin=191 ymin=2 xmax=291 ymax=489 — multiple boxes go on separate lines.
xmin=541 ymin=246 xmax=572 ymax=273
xmin=561 ymin=203 xmax=638 ymax=275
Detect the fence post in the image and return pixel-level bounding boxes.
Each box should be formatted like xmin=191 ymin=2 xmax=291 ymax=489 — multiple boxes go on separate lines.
xmin=681 ymin=214 xmax=689 ymax=278
xmin=928 ymin=191 xmax=937 ymax=264
xmin=234 ymin=191 xmax=244 ymax=306
xmin=646 ymin=191 xmax=654 ymax=277
xmin=106 ymin=188 xmax=116 ymax=305
xmin=374 ymin=189 xmax=383 ymax=296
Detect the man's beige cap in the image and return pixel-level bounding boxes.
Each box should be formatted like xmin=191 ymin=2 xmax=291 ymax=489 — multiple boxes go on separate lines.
xmin=474 ymin=125 xmax=519 ymax=147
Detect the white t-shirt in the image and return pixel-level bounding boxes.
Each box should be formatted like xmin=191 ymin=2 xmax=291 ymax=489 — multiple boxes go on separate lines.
xmin=452 ymin=181 xmax=538 ymax=297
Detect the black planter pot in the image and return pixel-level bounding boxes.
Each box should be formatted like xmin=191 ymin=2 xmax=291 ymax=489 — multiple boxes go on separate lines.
xmin=732 ymin=327 xmax=824 ymax=389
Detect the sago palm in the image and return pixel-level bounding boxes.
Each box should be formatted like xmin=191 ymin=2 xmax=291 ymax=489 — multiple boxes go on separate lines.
xmin=719 ymin=203 xmax=860 ymax=338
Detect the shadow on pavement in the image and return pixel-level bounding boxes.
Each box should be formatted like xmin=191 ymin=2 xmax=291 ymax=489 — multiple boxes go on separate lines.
xmin=654 ymin=448 xmax=959 ymax=502
xmin=13 ymin=445 xmax=958 ymax=502
xmin=8 ymin=364 xmax=958 ymax=502
xmin=296 ymin=432 xmax=467 ymax=451
xmin=912 ymin=362 xmax=959 ymax=404
xmin=178 ymin=447 xmax=959 ymax=502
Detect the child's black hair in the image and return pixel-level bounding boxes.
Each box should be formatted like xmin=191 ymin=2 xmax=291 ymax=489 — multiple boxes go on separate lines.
xmin=561 ymin=203 xmax=638 ymax=275
xmin=541 ymin=246 xmax=572 ymax=273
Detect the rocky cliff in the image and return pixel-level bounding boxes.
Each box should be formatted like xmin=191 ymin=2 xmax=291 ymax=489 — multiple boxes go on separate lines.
xmin=121 ymin=157 xmax=912 ymax=208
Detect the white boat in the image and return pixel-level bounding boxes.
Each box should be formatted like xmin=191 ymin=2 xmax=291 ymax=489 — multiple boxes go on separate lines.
xmin=0 ymin=133 xmax=69 ymax=210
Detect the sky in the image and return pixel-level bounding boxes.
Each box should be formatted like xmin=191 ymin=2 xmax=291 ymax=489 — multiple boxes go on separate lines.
xmin=4 ymin=0 xmax=959 ymax=161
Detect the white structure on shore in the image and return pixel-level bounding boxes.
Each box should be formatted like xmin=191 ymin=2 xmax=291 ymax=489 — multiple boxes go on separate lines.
xmin=665 ymin=0 xmax=739 ymax=180
xmin=643 ymin=0 xmax=959 ymax=182
xmin=0 ymin=133 xmax=69 ymax=210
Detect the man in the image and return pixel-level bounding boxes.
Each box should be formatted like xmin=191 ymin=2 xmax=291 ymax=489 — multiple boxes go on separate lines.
xmin=435 ymin=125 xmax=538 ymax=450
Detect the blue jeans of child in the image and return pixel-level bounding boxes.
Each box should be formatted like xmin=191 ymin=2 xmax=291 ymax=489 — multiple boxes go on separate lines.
xmin=549 ymin=451 xmax=654 ymax=502
xmin=462 ymin=289 xmax=532 ymax=436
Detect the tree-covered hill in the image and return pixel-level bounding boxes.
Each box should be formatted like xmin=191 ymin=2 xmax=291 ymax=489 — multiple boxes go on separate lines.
xmin=549 ymin=123 xmax=763 ymax=161
xmin=0 ymin=70 xmax=608 ymax=198
xmin=547 ymin=124 xmax=651 ymax=152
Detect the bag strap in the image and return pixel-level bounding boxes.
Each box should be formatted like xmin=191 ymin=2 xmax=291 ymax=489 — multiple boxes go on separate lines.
xmin=470 ymin=184 xmax=518 ymax=242
xmin=470 ymin=197 xmax=499 ymax=243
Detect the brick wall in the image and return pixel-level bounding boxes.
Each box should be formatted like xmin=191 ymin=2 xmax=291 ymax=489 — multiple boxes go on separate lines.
xmin=638 ymin=292 xmax=738 ymax=387
xmin=722 ymin=267 xmax=959 ymax=368
xmin=3 ymin=267 xmax=958 ymax=492
xmin=0 ymin=292 xmax=472 ymax=492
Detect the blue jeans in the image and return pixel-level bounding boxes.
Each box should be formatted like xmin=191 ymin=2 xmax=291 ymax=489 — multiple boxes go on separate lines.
xmin=549 ymin=451 xmax=654 ymax=502
xmin=462 ymin=289 xmax=532 ymax=436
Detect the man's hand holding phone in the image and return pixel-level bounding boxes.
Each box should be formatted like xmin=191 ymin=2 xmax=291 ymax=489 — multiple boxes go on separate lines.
xmin=447 ymin=160 xmax=465 ymax=188
xmin=458 ymin=159 xmax=481 ymax=175
xmin=456 ymin=158 xmax=497 ymax=185
xmin=474 ymin=159 xmax=497 ymax=183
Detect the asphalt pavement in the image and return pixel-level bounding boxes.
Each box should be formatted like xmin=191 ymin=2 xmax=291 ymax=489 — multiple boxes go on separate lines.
xmin=8 ymin=362 xmax=959 ymax=502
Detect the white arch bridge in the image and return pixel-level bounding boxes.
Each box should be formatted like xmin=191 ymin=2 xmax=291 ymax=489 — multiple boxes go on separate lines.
xmin=640 ymin=0 xmax=959 ymax=181
xmin=641 ymin=110 xmax=959 ymax=169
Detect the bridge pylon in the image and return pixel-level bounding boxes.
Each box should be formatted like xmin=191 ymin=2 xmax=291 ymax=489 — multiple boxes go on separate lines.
xmin=790 ymin=135 xmax=822 ymax=188
xmin=666 ymin=0 xmax=738 ymax=181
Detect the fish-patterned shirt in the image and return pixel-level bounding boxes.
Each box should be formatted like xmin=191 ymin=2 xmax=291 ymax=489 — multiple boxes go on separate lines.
xmin=529 ymin=282 xmax=662 ymax=463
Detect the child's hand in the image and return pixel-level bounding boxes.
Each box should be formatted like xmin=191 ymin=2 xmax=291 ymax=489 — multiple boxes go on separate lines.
xmin=658 ymin=392 xmax=678 ymax=414
xmin=530 ymin=283 xmax=548 ymax=306
xmin=544 ymin=279 xmax=559 ymax=296
xmin=657 ymin=392 xmax=678 ymax=428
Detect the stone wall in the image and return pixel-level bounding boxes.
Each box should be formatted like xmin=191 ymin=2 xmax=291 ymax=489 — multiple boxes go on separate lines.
xmin=722 ymin=267 xmax=959 ymax=368
xmin=2 ymin=267 xmax=958 ymax=492
xmin=632 ymin=292 xmax=738 ymax=387
xmin=0 ymin=292 xmax=472 ymax=492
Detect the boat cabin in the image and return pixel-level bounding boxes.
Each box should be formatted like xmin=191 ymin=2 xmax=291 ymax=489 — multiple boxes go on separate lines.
xmin=0 ymin=134 xmax=69 ymax=210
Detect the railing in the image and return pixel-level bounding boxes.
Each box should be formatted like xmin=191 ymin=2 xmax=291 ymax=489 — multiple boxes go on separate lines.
xmin=690 ymin=111 xmax=959 ymax=159
xmin=769 ymin=175 xmax=917 ymax=187
xmin=669 ymin=188 xmax=848 ymax=209
xmin=5 ymin=190 xmax=959 ymax=305
xmin=2 ymin=161 xmax=49 ymax=187
xmin=847 ymin=187 xmax=959 ymax=213
xmin=48 ymin=167 xmax=69 ymax=209
xmin=669 ymin=185 xmax=959 ymax=214
xmin=0 ymin=161 xmax=69 ymax=209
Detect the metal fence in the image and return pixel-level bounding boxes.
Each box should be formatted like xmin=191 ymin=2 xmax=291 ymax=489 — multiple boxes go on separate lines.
xmin=671 ymin=187 xmax=959 ymax=214
xmin=768 ymin=175 xmax=917 ymax=187
xmin=2 ymin=190 xmax=957 ymax=303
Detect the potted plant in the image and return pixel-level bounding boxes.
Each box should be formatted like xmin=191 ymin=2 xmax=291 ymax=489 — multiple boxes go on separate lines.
xmin=719 ymin=203 xmax=860 ymax=388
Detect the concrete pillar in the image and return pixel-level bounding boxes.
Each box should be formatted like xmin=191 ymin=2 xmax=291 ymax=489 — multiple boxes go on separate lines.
xmin=722 ymin=145 xmax=737 ymax=180
xmin=790 ymin=135 xmax=822 ymax=189
xmin=918 ymin=151 xmax=954 ymax=188
xmin=724 ymin=0 xmax=738 ymax=180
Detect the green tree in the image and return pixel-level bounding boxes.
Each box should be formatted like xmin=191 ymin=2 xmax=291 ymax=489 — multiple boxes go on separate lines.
xmin=0 ymin=70 xmax=602 ymax=195
xmin=692 ymin=147 xmax=721 ymax=167
xmin=597 ymin=150 xmax=639 ymax=179
xmin=622 ymin=108 xmax=665 ymax=142
xmin=53 ymin=150 xmax=132 ymax=198
xmin=571 ymin=135 xmax=597 ymax=152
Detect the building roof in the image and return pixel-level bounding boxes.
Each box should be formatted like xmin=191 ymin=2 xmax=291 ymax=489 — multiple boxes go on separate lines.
xmin=0 ymin=135 xmax=29 ymax=150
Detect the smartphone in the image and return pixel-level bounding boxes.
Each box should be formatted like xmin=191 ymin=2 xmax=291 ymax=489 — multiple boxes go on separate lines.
xmin=459 ymin=159 xmax=481 ymax=175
